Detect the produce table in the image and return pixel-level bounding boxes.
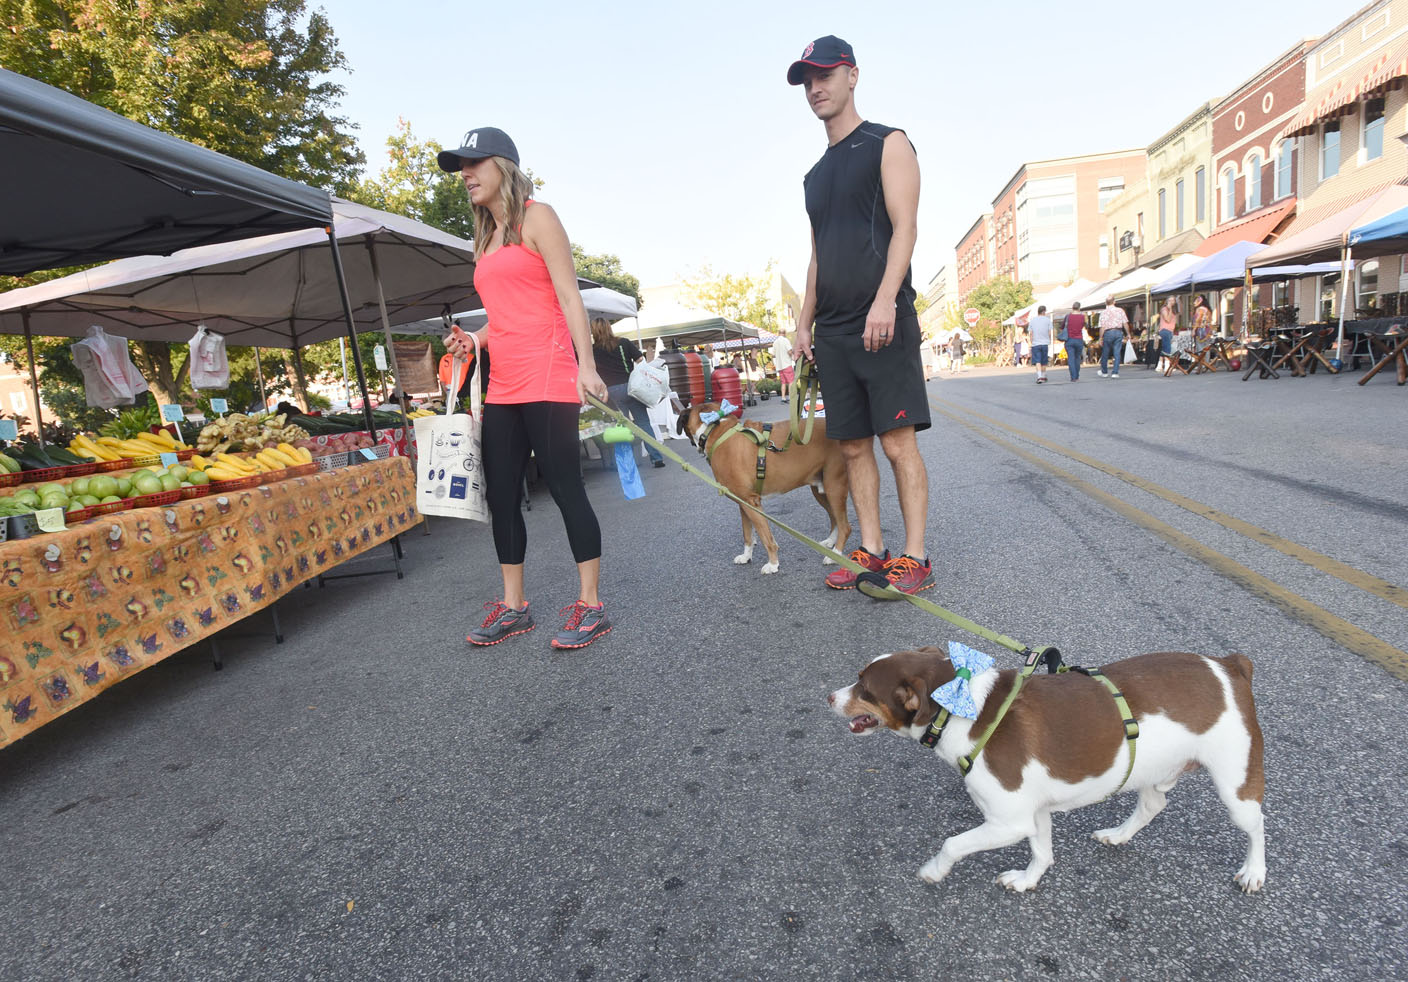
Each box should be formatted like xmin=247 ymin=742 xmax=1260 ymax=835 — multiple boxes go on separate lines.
xmin=0 ymin=456 xmax=417 ymax=751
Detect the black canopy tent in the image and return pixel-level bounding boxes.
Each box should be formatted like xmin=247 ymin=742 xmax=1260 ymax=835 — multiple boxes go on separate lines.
xmin=0 ymin=67 xmax=379 ymax=437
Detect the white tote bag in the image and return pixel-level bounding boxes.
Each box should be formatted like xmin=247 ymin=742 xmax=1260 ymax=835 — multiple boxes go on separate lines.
xmin=414 ymin=337 xmax=488 ymax=522
xmin=627 ymin=358 xmax=669 ymax=406
xmin=1122 ymin=339 xmax=1138 ymax=364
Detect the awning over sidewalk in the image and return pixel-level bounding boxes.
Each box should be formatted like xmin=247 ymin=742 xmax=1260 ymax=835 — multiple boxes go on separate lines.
xmin=1246 ymin=184 xmax=1408 ymax=267
xmin=1194 ymin=200 xmax=1295 ymax=256
xmin=1154 ymin=241 xmax=1269 ymax=293
xmin=0 ymin=67 xmax=333 ymax=275
xmin=1348 ymin=203 xmax=1408 ymax=257
xmin=1083 ymin=254 xmax=1203 ymax=304
xmin=1283 ymin=39 xmax=1408 ymax=138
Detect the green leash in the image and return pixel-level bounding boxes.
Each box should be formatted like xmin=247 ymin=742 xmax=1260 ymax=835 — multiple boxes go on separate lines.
xmin=584 ymin=391 xmax=1053 ymax=666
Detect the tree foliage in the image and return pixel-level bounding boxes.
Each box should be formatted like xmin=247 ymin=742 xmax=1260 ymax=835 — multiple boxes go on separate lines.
xmin=682 ymin=261 xmax=781 ymax=332
xmin=572 ymin=246 xmax=642 ymax=308
xmin=347 ymin=119 xmax=475 ymax=240
xmin=965 ymin=276 xmax=1035 ymax=327
xmin=0 ymin=0 xmax=364 ymax=192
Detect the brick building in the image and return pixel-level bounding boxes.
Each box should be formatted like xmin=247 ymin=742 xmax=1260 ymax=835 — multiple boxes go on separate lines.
xmin=955 ymin=212 xmax=992 ymax=301
xmin=1205 ymin=41 xmax=1315 ymax=329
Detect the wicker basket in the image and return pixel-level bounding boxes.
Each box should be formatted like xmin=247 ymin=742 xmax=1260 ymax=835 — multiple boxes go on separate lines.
xmin=131 ymin=489 xmax=182 ymax=509
xmin=89 ymin=498 xmax=136 ymax=516
xmin=208 ymin=473 xmax=265 ymax=492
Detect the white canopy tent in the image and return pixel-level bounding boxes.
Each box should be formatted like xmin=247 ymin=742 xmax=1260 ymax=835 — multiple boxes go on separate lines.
xmin=394 ymin=287 xmax=635 ymax=336
xmin=1004 ymin=278 xmax=1100 ymax=326
xmin=611 ymin=300 xmax=753 ymax=347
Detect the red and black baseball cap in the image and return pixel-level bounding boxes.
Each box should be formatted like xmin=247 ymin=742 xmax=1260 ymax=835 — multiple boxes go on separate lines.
xmin=786 ymin=35 xmax=856 ymax=85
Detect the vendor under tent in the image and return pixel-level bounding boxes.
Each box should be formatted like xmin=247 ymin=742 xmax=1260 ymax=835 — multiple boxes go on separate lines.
xmin=0 ymin=69 xmax=380 ymax=437
xmin=0 ymin=198 xmax=494 ymax=439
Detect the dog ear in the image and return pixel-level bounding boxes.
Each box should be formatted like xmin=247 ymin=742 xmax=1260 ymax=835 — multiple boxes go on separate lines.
xmin=675 ymin=413 xmax=688 ymax=436
xmin=899 ymin=677 xmax=937 ymax=728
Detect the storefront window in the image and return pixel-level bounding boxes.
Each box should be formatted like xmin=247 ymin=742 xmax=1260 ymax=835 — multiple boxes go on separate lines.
xmin=1321 ymin=121 xmax=1340 ymax=180
xmin=1246 ymin=153 xmax=1262 ymax=210
xmin=1274 ymin=143 xmax=1292 ymax=199
xmin=1158 ymin=188 xmax=1166 ymax=239
xmin=1358 ymin=258 xmax=1380 ymax=311
xmin=1195 ymin=167 xmax=1206 ymax=222
xmin=1364 ymin=97 xmax=1385 ymax=161
xmin=1319 ymin=274 xmax=1339 ymax=321
xmin=1222 ymin=168 xmax=1236 ymax=222
xmin=1176 ymin=179 xmax=1185 ymax=232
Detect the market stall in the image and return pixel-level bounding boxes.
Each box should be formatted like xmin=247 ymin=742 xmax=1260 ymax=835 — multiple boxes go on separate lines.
xmin=0 ymin=456 xmax=415 ymax=750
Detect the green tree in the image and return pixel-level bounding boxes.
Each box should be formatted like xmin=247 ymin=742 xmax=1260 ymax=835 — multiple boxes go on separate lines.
xmin=0 ymin=0 xmax=364 ymax=409
xmin=348 ymin=119 xmax=475 ymax=239
xmin=682 ymin=261 xmax=781 ymax=331
xmin=966 ymin=276 xmax=1035 ymax=325
xmin=573 ymin=246 xmax=642 ymax=307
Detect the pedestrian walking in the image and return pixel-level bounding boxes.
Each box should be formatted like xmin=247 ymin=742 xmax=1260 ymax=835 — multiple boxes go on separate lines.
xmin=1156 ymin=298 xmax=1178 ymax=375
xmin=590 ymin=316 xmax=665 ymax=469
xmin=1097 ymin=297 xmax=1131 ymax=378
xmin=1029 ymin=305 xmax=1052 ymax=383
xmin=786 ymin=34 xmax=933 ymax=599
xmin=949 ymin=331 xmax=967 ymax=373
xmin=439 ymin=126 xmax=613 ymax=650
xmin=771 ymin=329 xmax=796 ymax=399
xmin=1063 ymin=301 xmax=1087 ymax=380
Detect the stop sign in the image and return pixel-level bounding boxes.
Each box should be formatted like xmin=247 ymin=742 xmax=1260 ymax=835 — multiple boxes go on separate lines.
xmin=963 ymin=307 xmax=980 ymax=328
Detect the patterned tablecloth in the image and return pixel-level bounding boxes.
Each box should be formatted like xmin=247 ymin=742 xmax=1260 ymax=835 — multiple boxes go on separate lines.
xmin=0 ymin=456 xmax=418 ymax=751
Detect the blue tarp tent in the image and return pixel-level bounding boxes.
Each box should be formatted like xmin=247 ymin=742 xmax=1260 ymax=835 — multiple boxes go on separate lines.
xmin=1348 ymin=205 xmax=1408 ymax=256
xmin=1152 ymin=241 xmax=1269 ymax=293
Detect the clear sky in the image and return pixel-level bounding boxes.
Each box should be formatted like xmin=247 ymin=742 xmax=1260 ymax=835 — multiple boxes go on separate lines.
xmin=326 ymin=0 xmax=1344 ymax=296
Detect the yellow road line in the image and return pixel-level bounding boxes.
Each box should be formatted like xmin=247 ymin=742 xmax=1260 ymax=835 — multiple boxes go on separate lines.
xmin=934 ymin=403 xmax=1408 ymax=682
xmin=934 ymin=397 xmax=1408 ymax=611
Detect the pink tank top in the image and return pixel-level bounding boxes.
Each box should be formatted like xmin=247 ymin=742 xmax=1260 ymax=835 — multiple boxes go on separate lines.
xmin=473 ymin=203 xmax=580 ymax=404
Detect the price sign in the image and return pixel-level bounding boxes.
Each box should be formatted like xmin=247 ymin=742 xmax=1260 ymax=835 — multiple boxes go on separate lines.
xmin=160 ymin=452 xmax=178 ymax=468
xmin=210 ymin=398 xmax=228 ymax=414
xmin=0 ymin=419 xmax=17 ymax=441
xmin=373 ymin=345 xmax=388 ymax=371
xmin=161 ymin=404 xmax=186 ymax=422
xmin=358 ymin=447 xmax=378 ymax=461
xmin=35 ymin=507 xmax=67 ymax=533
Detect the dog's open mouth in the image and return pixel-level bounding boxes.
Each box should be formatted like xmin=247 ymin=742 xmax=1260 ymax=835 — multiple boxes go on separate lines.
xmin=849 ymin=713 xmax=878 ymax=733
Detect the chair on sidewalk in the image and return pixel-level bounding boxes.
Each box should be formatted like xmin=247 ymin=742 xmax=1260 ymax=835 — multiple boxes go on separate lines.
xmin=1241 ymin=338 xmax=1280 ymax=381
xmin=1358 ymin=326 xmax=1408 ymax=386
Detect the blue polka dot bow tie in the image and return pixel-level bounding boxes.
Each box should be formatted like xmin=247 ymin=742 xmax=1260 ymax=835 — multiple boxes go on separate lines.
xmin=698 ymin=399 xmax=739 ymax=425
xmin=930 ymin=642 xmax=995 ymax=720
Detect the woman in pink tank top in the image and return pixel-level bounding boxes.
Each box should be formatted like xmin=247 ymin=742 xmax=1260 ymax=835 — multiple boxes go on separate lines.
xmin=440 ymin=126 xmax=613 ymax=650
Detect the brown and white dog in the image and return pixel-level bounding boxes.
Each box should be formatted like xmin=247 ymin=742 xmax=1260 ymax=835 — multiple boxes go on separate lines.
xmin=829 ymin=647 xmax=1266 ymax=893
xmin=677 ymin=402 xmax=850 ymax=574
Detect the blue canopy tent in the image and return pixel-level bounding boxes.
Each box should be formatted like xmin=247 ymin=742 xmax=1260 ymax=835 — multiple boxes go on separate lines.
xmin=1152 ymin=241 xmax=1269 ymax=294
xmin=1348 ymin=204 xmax=1408 ymax=257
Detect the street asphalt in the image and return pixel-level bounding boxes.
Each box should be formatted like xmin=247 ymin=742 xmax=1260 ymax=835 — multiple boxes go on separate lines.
xmin=2 ymin=360 xmax=1406 ymax=981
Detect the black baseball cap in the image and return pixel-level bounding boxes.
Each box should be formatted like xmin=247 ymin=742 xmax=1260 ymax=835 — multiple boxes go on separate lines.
xmin=436 ymin=127 xmax=520 ymax=172
xmin=786 ymin=35 xmax=857 ymax=85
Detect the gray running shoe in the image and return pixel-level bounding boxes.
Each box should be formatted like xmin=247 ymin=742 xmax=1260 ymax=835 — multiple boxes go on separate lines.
xmin=467 ymin=600 xmax=535 ymax=646
xmin=550 ymin=601 xmax=612 ymax=649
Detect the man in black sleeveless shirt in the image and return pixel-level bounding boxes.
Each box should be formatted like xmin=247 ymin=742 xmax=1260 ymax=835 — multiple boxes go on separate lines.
xmin=787 ymin=35 xmax=933 ymax=599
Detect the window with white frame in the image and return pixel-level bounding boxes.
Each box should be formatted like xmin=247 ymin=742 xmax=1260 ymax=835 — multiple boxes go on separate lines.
xmin=1099 ymin=235 xmax=1110 ymax=268
xmin=1221 ymin=167 xmax=1236 ymax=222
xmin=1359 ymin=258 xmax=1380 ymax=310
xmin=1363 ymin=97 xmax=1385 ymax=161
xmin=1158 ymin=188 xmax=1167 ymax=239
xmin=1195 ymin=167 xmax=1206 ymax=223
xmin=1321 ymin=121 xmax=1340 ymax=180
xmin=1246 ymin=153 xmax=1263 ymax=210
xmin=9 ymin=391 xmax=26 ymax=414
xmin=1272 ymin=281 xmax=1289 ymax=308
xmin=1273 ymin=142 xmax=1292 ymax=199
xmin=1176 ymin=179 xmax=1185 ymax=232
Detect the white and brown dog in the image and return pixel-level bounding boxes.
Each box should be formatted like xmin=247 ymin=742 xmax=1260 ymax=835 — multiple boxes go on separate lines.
xmin=677 ymin=402 xmax=850 ymax=574
xmin=829 ymin=646 xmax=1266 ymax=893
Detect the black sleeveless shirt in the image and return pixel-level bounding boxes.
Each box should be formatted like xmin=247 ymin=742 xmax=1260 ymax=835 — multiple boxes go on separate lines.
xmin=803 ymin=121 xmax=917 ymax=334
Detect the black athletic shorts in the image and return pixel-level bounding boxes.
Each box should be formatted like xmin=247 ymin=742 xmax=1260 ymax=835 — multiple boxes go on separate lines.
xmin=811 ymin=314 xmax=931 ymax=440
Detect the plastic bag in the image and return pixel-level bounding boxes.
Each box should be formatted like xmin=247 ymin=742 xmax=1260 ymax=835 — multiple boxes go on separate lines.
xmin=71 ymin=325 xmax=148 ymax=408
xmin=627 ymin=359 xmax=669 ymax=406
xmin=188 ymin=325 xmax=230 ymax=390
xmin=413 ymin=337 xmax=487 ymax=522
xmin=1122 ymin=339 xmax=1137 ymax=364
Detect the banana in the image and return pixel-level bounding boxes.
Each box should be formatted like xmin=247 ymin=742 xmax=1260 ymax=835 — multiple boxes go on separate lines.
xmin=255 ymin=450 xmax=289 ymax=470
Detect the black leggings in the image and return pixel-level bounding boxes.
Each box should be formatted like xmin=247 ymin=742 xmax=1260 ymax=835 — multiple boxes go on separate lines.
xmin=482 ymin=401 xmax=601 ymax=566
